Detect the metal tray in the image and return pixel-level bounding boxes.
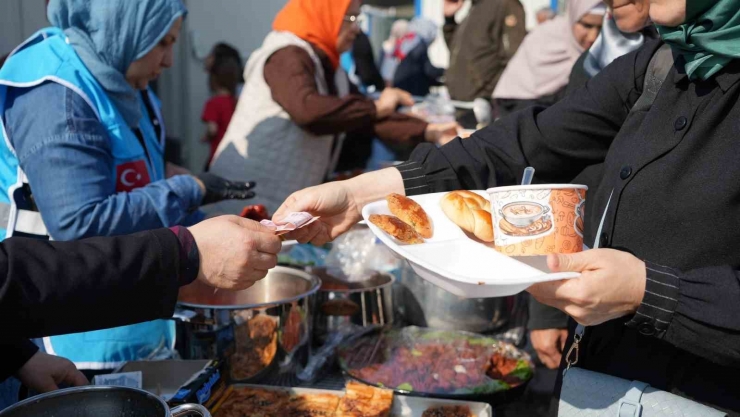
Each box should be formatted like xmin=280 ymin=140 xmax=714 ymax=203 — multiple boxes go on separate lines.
xmin=212 ymin=384 xmax=493 ymax=417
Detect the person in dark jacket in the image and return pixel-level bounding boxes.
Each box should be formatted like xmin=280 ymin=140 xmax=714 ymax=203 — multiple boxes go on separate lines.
xmin=443 ymin=0 xmax=527 ymax=102
xmin=533 ymin=3 xmax=653 ymax=367
xmin=443 ymin=0 xmax=526 ymax=127
xmin=274 ymin=1 xmax=740 ymax=414
xmin=1 ymin=215 xmax=281 ymax=390
xmin=350 ymin=31 xmax=385 ymax=93
xmin=391 ymin=18 xmax=444 ymax=97
xmin=528 ymin=0 xmax=656 ymax=373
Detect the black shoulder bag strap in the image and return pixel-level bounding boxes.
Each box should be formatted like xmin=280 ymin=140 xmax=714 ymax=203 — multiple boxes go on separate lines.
xmin=630 ymin=43 xmax=675 ymax=114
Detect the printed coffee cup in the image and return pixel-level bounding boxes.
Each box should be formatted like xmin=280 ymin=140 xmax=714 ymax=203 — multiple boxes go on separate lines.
xmin=486 ymin=185 xmax=587 ymax=256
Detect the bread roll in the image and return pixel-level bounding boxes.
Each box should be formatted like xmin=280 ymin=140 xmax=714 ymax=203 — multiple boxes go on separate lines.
xmin=369 ymin=214 xmax=425 ymax=244
xmin=440 ymin=191 xmax=494 ymax=242
xmin=386 ymin=193 xmax=432 ymax=238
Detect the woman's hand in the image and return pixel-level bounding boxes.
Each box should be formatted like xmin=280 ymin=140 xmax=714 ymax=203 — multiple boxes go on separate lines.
xmin=273 ymin=181 xmax=362 ymax=246
xmin=274 ymin=169 xmax=405 ymax=246
xmin=425 ymin=122 xmax=461 ymax=146
xmin=527 ymin=249 xmax=647 ymax=326
xmin=530 ymin=328 xmax=568 ymax=369
xmin=375 ymin=88 xmax=415 ymax=119
xmin=16 ymin=351 xmax=88 ymax=393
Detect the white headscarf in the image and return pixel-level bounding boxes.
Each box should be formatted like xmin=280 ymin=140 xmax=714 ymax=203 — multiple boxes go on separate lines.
xmin=583 ymin=13 xmax=645 ymax=77
xmin=493 ymin=0 xmax=606 ymax=100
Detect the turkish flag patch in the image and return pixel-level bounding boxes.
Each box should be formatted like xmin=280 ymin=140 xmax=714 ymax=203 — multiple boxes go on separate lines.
xmin=116 ymin=160 xmax=151 ymax=192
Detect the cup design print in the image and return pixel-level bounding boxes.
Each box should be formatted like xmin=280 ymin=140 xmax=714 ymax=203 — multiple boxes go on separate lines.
xmin=490 ymin=187 xmax=587 ymax=256
xmin=498 ymin=202 xmax=553 ymax=237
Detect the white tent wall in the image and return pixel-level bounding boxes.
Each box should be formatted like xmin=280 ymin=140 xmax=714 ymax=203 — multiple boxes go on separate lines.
xmin=0 ymin=0 xmax=49 ymax=57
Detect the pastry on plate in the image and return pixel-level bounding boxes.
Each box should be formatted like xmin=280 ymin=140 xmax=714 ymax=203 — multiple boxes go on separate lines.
xmin=368 ymin=214 xmax=424 ymax=244
xmin=440 ymin=191 xmax=493 ymax=242
xmin=386 ymin=193 xmax=433 ymax=238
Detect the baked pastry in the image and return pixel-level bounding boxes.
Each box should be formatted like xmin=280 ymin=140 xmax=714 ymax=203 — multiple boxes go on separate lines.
xmin=421 ymin=405 xmax=474 ymax=417
xmin=336 ymin=381 xmax=393 ymax=417
xmin=440 ymin=191 xmax=494 ymax=242
xmin=215 ymin=387 xmax=289 ymax=417
xmin=286 ymin=393 xmax=341 ymax=416
xmin=386 ymin=193 xmax=432 ymax=238
xmin=368 ymin=214 xmax=424 ymax=244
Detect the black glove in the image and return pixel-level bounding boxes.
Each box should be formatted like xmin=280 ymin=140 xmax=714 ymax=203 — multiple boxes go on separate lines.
xmin=196 ymin=173 xmax=256 ymax=205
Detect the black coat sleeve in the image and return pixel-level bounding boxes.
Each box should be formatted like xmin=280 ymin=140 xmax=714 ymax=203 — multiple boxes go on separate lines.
xmin=0 ymin=338 xmax=39 ymax=382
xmin=397 ymin=39 xmax=657 ymax=195
xmin=0 ymin=228 xmax=191 ymax=338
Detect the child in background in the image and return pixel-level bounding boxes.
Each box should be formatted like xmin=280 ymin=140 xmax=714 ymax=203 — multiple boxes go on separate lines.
xmin=201 ymin=57 xmax=240 ymax=171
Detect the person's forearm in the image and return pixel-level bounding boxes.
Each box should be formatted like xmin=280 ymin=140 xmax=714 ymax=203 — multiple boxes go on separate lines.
xmin=347 ymin=168 xmax=405 ymax=209
xmin=626 ymin=262 xmax=740 ymax=366
xmin=21 ymin=138 xmax=204 ymax=240
xmin=43 ymin=176 xmax=203 ymax=240
xmin=0 ymin=228 xmax=193 ymax=338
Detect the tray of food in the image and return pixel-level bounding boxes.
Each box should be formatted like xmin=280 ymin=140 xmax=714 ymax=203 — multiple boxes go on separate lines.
xmin=211 ymin=380 xmax=492 ymax=417
xmin=337 ymin=327 xmax=533 ymax=403
xmin=362 ymin=190 xmax=583 ymax=297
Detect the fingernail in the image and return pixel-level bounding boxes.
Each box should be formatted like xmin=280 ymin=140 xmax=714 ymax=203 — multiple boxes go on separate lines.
xmin=246 ymin=181 xmax=256 ymax=189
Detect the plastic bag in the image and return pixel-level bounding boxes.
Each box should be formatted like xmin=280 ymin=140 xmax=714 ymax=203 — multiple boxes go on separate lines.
xmin=408 ymin=93 xmax=456 ymax=124
xmin=278 ymin=243 xmax=330 ymax=267
xmin=337 ymin=326 xmax=534 ymax=396
xmin=324 ymin=227 xmax=402 ymax=282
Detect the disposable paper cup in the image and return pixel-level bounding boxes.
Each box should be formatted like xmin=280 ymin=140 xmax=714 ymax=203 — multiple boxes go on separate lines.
xmin=486 ymin=185 xmax=587 ymax=256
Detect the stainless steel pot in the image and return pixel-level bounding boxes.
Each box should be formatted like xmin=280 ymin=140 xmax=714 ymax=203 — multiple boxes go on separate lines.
xmin=174 ymin=266 xmax=320 ymax=383
xmin=0 ymin=386 xmax=209 ymax=417
xmin=308 ymin=267 xmax=394 ymax=345
xmin=395 ymin=263 xmax=515 ymax=334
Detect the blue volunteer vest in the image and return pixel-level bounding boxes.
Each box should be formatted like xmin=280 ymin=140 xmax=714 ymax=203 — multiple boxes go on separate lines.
xmin=0 ymin=27 xmax=174 ymax=369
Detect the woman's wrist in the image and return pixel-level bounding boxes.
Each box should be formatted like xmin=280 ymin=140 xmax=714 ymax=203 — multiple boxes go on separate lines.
xmin=346 ymin=168 xmax=405 ymax=213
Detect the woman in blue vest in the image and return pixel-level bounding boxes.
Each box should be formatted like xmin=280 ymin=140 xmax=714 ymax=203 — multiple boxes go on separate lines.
xmin=0 ymin=0 xmax=256 ymax=377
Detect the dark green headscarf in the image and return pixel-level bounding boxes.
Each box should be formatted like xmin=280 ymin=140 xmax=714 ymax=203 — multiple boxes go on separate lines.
xmin=657 ymin=0 xmax=740 ymax=81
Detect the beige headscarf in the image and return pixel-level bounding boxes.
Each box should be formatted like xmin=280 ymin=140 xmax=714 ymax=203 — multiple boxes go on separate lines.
xmin=493 ymin=0 xmax=605 ymax=100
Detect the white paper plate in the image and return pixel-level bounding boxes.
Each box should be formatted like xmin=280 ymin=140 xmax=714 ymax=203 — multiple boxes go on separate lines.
xmin=361 ymin=191 xmax=579 ymax=298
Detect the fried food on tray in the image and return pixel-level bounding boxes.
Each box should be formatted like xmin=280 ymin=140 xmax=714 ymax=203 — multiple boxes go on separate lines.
xmin=336 ymin=381 xmax=393 ymax=417
xmin=369 ymin=214 xmax=424 ymax=244
xmin=286 ymin=393 xmax=341 ymax=417
xmin=421 ymin=405 xmax=474 ymax=417
xmin=216 ymin=387 xmax=289 ymax=417
xmin=215 ymin=382 xmax=393 ymax=417
xmin=440 ymin=191 xmax=493 ymax=242
xmin=386 ymin=193 xmax=433 ymax=238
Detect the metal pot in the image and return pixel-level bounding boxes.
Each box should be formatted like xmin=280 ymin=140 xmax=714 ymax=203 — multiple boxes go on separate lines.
xmin=395 ymin=264 xmax=515 ymax=334
xmin=174 ymin=266 xmax=320 ymax=383
xmin=308 ymin=267 xmax=394 ymax=345
xmin=0 ymin=386 xmax=209 ymax=417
